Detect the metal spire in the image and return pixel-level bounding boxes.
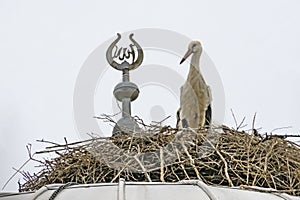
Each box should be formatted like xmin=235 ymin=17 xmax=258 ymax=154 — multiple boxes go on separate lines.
xmin=106 ymin=33 xmax=143 ymax=135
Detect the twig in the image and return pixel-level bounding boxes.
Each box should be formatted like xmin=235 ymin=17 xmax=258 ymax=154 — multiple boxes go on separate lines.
xmin=37 ymin=137 xmax=107 ymax=150
xmin=230 ymin=109 xmax=238 ymax=128
xmin=151 ymin=115 xmax=171 ymax=127
xmin=133 ymin=155 xmax=152 ymax=182
xmin=2 ymin=158 xmax=31 ymax=190
xmin=181 ymin=140 xmax=201 ymax=180
xmin=252 ymin=112 xmax=257 ymax=131
xmin=160 ymin=148 xmax=165 ymax=182
xmin=189 ymin=128 xmax=233 ymax=187
xmin=270 ymin=126 xmax=293 ymax=134
xmin=230 ymin=109 xmax=247 ymax=130
xmin=94 ymin=114 xmax=118 ymax=124
xmin=237 ymin=117 xmax=247 ymax=130
xmin=36 ymin=139 xmax=60 ymax=146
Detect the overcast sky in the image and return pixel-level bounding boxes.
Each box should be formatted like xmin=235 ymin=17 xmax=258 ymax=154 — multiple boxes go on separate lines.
xmin=1 ymin=0 xmax=300 ymax=191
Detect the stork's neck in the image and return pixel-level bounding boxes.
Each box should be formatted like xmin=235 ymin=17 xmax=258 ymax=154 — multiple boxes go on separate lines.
xmin=187 ymin=51 xmax=201 ymax=80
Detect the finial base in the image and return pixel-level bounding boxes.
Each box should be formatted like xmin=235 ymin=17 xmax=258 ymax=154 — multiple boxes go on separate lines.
xmin=112 ymin=117 xmax=141 ymax=136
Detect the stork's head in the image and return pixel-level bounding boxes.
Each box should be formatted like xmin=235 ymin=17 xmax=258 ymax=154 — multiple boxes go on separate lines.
xmin=180 ymin=41 xmax=202 ymax=64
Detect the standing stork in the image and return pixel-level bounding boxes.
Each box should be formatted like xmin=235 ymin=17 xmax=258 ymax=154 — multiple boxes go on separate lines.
xmin=176 ymin=41 xmax=212 ymax=129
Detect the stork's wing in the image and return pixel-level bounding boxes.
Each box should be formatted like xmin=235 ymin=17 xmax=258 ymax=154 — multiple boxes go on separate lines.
xmin=179 ymin=83 xmax=200 ymax=128
xmin=204 ymin=85 xmax=212 ymax=127
xmin=176 ymin=108 xmax=181 ymax=128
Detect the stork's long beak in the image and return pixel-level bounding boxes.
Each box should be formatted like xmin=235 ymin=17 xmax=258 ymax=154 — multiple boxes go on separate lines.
xmin=180 ymin=49 xmax=193 ymax=64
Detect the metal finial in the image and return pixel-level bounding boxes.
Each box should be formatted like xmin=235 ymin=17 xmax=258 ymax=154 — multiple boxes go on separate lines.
xmin=106 ymin=33 xmax=143 ymax=135
xmin=106 ymin=33 xmax=143 ymax=71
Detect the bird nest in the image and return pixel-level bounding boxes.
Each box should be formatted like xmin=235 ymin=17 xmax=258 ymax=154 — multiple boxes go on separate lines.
xmin=17 ymin=124 xmax=300 ymax=196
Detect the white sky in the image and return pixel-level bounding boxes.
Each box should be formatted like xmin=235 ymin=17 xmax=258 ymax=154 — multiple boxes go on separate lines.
xmin=1 ymin=0 xmax=300 ymax=191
